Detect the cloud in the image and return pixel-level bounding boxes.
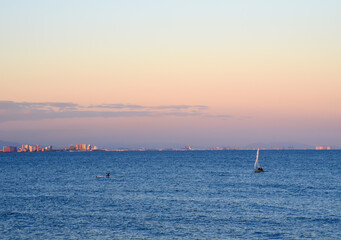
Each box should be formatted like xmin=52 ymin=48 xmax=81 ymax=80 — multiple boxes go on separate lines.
xmin=88 ymin=104 xmax=209 ymax=111
xmin=88 ymin=104 xmax=145 ymax=109
xmin=0 ymin=101 xmax=79 ymax=112
xmin=0 ymin=101 xmax=231 ymax=122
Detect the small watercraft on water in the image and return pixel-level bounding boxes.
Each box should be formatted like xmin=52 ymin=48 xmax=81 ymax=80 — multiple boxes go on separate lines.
xmin=254 ymin=149 xmax=264 ymax=172
xmin=96 ymin=173 xmax=110 ymax=178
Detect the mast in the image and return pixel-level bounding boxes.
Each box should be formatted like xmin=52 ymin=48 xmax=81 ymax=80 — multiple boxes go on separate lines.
xmin=254 ymin=148 xmax=260 ymax=170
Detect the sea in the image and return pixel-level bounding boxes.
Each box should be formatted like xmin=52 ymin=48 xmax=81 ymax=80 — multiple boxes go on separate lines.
xmin=0 ymin=150 xmax=340 ymax=239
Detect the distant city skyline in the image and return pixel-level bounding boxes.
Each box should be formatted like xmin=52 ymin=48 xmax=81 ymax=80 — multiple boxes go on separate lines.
xmin=0 ymin=138 xmax=338 ymax=151
xmin=1 ymin=1 xmax=340 ymax=148
xmin=0 ymin=141 xmax=336 ymax=153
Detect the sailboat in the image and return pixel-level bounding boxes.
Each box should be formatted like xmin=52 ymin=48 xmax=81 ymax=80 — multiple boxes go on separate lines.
xmin=254 ymin=148 xmax=264 ymax=172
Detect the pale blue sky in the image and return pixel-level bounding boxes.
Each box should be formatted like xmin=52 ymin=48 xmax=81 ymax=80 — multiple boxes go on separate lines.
xmin=1 ymin=0 xmax=340 ymax=49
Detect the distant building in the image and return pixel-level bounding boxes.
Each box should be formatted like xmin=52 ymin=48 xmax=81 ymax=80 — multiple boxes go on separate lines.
xmin=29 ymin=145 xmax=36 ymax=152
xmin=80 ymin=144 xmax=87 ymax=151
xmin=87 ymin=144 xmax=91 ymax=151
xmin=45 ymin=145 xmax=53 ymax=152
xmin=69 ymin=145 xmax=76 ymax=151
xmin=22 ymin=144 xmax=29 ymax=151
xmin=76 ymin=144 xmax=88 ymax=151
xmin=3 ymin=146 xmax=17 ymax=153
xmin=36 ymin=145 xmax=41 ymax=152
xmin=316 ymin=146 xmax=331 ymax=150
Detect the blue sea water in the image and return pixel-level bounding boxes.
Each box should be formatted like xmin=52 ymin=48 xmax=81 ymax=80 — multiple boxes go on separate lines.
xmin=0 ymin=150 xmax=340 ymax=239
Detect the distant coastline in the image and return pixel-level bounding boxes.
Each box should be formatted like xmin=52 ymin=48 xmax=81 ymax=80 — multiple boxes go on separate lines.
xmin=0 ymin=144 xmax=336 ymax=153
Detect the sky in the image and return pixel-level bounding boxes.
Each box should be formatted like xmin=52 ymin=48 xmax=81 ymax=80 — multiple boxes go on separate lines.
xmin=0 ymin=0 xmax=340 ymax=148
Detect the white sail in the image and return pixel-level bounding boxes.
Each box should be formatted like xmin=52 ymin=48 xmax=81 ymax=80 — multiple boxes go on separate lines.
xmin=254 ymin=148 xmax=261 ymax=170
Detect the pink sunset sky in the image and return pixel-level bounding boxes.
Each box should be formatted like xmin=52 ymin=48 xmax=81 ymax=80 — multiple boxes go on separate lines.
xmin=0 ymin=1 xmax=340 ymax=148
